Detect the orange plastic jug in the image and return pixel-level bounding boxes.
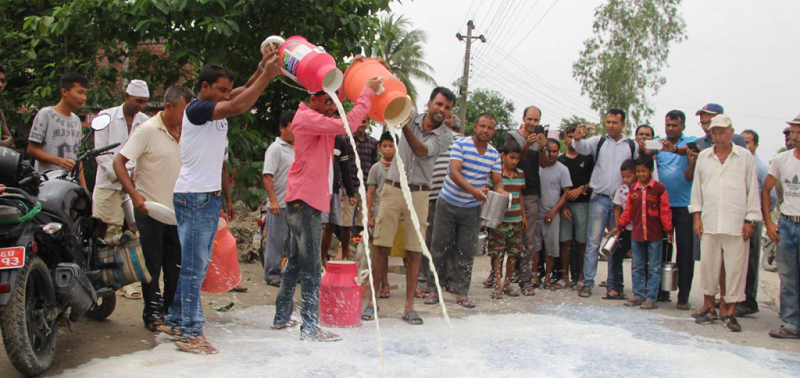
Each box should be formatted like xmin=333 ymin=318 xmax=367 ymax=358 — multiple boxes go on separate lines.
xmin=342 ymin=58 xmax=412 ymax=125
xmin=319 ymin=261 xmax=362 ymax=328
xmin=201 ymin=218 xmax=242 ymax=293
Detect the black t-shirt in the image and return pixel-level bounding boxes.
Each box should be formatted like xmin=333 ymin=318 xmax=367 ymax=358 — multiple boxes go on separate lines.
xmin=558 ymin=153 xmax=594 ymax=203
xmin=506 ymin=131 xmax=540 ymax=197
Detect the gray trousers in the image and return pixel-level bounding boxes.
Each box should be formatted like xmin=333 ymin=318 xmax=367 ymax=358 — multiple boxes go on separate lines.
xmin=421 ymin=199 xmax=454 ymax=284
xmin=264 ymin=208 xmax=292 ymax=282
xmin=518 ymin=194 xmax=540 ymax=289
xmin=427 ymin=199 xmax=482 ymax=296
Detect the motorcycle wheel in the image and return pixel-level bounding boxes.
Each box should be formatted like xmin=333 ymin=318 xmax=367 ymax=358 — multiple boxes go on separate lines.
xmin=761 ymin=240 xmax=778 ymax=272
xmin=0 ymin=255 xmax=58 ymax=377
xmin=84 ymin=290 xmax=116 ymax=320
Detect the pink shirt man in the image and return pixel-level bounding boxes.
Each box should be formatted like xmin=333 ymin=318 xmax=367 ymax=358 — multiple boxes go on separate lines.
xmin=284 ymin=87 xmax=375 ymax=212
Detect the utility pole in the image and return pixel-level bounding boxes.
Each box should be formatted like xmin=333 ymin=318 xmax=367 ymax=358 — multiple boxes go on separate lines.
xmin=456 ymin=20 xmax=486 ymax=127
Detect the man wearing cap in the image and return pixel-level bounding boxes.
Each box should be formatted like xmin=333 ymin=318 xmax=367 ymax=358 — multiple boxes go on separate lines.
xmin=690 ymin=114 xmax=761 ymax=332
xmin=762 ymin=112 xmax=800 ymax=339
xmin=93 ymin=80 xmax=151 ymax=241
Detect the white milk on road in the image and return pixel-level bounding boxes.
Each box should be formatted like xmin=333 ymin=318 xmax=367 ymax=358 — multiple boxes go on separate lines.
xmin=325 ymin=88 xmax=386 ymax=376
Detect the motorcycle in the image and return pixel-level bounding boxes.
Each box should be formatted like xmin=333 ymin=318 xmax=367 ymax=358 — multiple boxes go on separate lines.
xmin=0 ymin=114 xmax=126 ymax=377
xmin=762 ymin=227 xmax=778 ymax=273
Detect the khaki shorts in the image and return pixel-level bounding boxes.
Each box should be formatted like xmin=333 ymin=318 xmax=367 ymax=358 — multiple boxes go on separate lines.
xmin=93 ymin=187 xmax=124 ymax=226
xmin=341 ymin=193 xmax=364 ymax=228
xmin=373 ymin=185 xmax=428 ymax=253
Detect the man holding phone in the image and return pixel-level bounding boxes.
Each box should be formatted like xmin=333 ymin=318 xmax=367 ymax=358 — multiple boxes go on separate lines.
xmin=504 ymin=106 xmax=546 ymax=294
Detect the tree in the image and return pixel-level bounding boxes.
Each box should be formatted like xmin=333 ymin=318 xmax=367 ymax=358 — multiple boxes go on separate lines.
xmin=364 ymin=14 xmax=436 ymax=103
xmin=572 ymin=0 xmax=687 ymax=127
xmin=0 ymin=0 xmax=390 ymax=208
xmin=453 ymin=88 xmax=515 ymax=149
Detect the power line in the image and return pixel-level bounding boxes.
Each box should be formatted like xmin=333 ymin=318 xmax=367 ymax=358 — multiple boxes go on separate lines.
xmin=495 ymin=0 xmax=540 ymax=52
xmin=505 ymin=0 xmax=561 ymax=53
xmin=458 ymin=0 xmax=476 ymax=33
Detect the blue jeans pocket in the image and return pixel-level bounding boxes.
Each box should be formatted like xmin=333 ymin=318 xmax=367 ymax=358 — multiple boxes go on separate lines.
xmin=193 ymin=193 xmax=211 ymax=209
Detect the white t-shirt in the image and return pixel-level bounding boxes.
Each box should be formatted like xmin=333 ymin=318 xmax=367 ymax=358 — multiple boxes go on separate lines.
xmin=173 ymin=100 xmax=228 ymax=193
xmin=768 ymin=150 xmax=800 ymax=216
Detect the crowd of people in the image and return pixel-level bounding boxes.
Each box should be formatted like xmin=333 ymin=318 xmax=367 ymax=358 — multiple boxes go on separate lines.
xmin=0 ymin=43 xmax=798 ymax=357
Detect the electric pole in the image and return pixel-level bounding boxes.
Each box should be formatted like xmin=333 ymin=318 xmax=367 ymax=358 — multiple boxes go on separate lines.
xmin=456 ymin=20 xmax=486 ymax=127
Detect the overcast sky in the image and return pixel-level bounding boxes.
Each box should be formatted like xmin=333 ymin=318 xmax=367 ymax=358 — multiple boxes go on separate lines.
xmin=388 ymin=0 xmax=800 ymax=162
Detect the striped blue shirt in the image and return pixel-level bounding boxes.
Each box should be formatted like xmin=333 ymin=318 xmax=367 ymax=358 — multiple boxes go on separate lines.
xmin=440 ymin=136 xmax=502 ymax=207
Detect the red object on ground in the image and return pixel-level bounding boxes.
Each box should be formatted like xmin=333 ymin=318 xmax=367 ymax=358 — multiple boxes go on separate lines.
xmin=201 ymin=218 xmax=242 ymax=293
xmin=342 ymin=57 xmax=412 ymax=125
xmin=319 ymin=261 xmax=362 ymax=328
xmin=276 ymin=36 xmax=343 ymax=93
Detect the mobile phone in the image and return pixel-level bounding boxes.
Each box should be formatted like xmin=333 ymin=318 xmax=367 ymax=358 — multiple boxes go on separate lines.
xmin=645 ymin=140 xmax=662 ymax=150
xmin=534 ymin=125 xmax=544 ymax=135
xmin=686 ymin=142 xmax=700 ymax=152
xmin=543 ymin=125 xmax=550 ymax=136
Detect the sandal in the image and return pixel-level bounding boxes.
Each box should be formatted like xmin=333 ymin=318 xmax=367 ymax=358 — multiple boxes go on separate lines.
xmin=532 ymin=278 xmax=541 ymax=289
xmin=145 ymin=321 xmax=165 ymax=333
xmin=551 ymin=281 xmax=564 ymax=290
xmin=121 ymin=285 xmax=142 ymax=300
xmin=402 ymin=310 xmax=423 ymax=325
xmin=768 ymin=325 xmax=800 ymax=339
xmin=578 ymin=286 xmax=592 ymax=298
xmin=301 ymin=329 xmax=342 ymax=342
xmin=229 ymin=284 xmax=248 ymax=293
xmin=602 ymin=290 xmax=628 ymax=300
xmin=414 ymin=288 xmax=427 ymax=299
xmin=266 ymin=278 xmax=282 ymax=288
xmin=503 ymin=287 xmax=520 ymax=297
xmin=361 ymin=306 xmax=377 ymax=321
xmin=624 ymin=297 xmax=644 ymax=307
xmin=491 ymin=292 xmax=503 ymax=300
xmin=676 ymin=303 xmax=691 ymax=311
xmin=522 ymin=288 xmax=536 ymax=296
xmin=424 ymin=292 xmax=439 ymax=305
xmin=377 ymin=291 xmax=390 ymax=299
xmin=483 ymin=279 xmax=496 ymax=289
xmin=155 ymin=324 xmax=182 ymax=338
xmin=640 ymin=299 xmax=658 ymax=310
xmin=271 ymin=319 xmax=300 ymax=330
xmin=175 ymin=335 xmax=219 ymax=355
xmin=456 ymin=298 xmax=476 ymax=308
xmin=446 ymin=283 xmax=455 ymax=293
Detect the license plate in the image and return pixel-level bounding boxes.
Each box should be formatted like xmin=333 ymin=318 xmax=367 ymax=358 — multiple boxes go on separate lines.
xmin=0 ymin=247 xmax=25 ymax=270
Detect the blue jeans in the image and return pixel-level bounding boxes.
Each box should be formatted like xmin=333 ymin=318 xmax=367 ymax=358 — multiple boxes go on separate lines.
xmin=167 ymin=193 xmax=221 ymax=338
xmin=632 ymin=239 xmax=663 ymax=301
xmin=583 ymin=193 xmax=615 ymax=288
xmin=273 ymin=200 xmax=323 ymax=336
xmin=777 ymin=220 xmax=800 ymax=332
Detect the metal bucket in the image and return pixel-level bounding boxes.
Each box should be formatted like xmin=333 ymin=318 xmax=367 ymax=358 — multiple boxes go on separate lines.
xmin=661 ymin=262 xmax=678 ymax=291
xmin=600 ymin=233 xmax=620 ymax=258
xmin=473 ymin=230 xmax=489 ymax=256
xmin=480 ymin=191 xmax=512 ymax=229
xmin=121 ymin=194 xmax=138 ymax=233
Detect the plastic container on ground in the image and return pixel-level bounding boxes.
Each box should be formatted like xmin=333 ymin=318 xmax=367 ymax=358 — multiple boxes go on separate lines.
xmin=201 ymin=218 xmax=242 ymax=293
xmin=319 ymin=261 xmax=362 ymax=328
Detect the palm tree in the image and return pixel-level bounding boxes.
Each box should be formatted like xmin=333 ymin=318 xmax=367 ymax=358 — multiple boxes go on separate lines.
xmin=366 ymin=14 xmax=436 ymax=103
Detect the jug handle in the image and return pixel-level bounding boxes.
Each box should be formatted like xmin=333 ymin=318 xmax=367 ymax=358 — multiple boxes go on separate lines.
xmin=261 ymin=36 xmax=286 ymax=53
xmin=507 ymin=192 xmax=513 ymax=210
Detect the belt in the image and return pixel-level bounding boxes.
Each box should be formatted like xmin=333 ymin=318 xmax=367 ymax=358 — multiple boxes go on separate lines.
xmin=783 ymin=214 xmax=800 ymax=223
xmin=211 ymin=190 xmax=221 ymax=196
xmin=386 ymin=179 xmax=430 ymax=192
xmin=594 ymin=192 xmax=612 ymax=199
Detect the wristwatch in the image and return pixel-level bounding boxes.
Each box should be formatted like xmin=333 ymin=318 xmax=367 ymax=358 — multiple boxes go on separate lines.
xmin=744 ymin=220 xmax=754 ymax=225
xmin=258 ymin=63 xmax=266 ymax=72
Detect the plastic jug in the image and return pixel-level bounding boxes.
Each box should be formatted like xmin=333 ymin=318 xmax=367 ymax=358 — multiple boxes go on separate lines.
xmin=319 ymin=261 xmax=362 ymax=328
xmin=261 ymin=35 xmax=343 ymax=93
xmin=342 ymin=57 xmax=412 ymax=125
xmin=201 ymin=218 xmax=242 ymax=293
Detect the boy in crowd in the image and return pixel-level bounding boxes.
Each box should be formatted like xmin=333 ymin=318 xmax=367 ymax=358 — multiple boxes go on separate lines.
xmin=362 ymin=131 xmax=396 ymax=320
xmin=262 ymin=112 xmax=296 ymax=287
xmin=535 ymin=138 xmax=572 ymax=291
xmin=487 ymin=141 xmax=526 ymax=299
xmin=559 ymin=124 xmax=594 ymax=289
xmin=612 ymin=156 xmax=673 ymax=310
xmin=605 ymin=159 xmax=637 ymax=300
xmin=320 ymin=133 xmax=356 ymax=268
xmin=27 ymin=72 xmax=88 ymax=188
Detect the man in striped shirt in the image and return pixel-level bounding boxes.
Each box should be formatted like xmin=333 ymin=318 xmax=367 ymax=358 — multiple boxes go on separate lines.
xmin=425 ymin=113 xmax=507 ymax=309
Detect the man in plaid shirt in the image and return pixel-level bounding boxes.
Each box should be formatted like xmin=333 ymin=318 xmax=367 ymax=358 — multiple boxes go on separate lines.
xmin=340 ymin=117 xmax=379 ymax=258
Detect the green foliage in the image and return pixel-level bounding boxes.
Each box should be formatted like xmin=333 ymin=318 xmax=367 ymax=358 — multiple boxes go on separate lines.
xmin=0 ymin=0 xmax=391 ymax=208
xmin=364 ymin=14 xmax=436 ymax=104
xmin=453 ymin=88 xmax=515 ymax=149
xmin=572 ymin=0 xmax=687 ymax=127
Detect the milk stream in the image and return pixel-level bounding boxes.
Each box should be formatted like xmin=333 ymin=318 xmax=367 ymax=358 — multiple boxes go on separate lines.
xmin=387 ymin=128 xmax=454 ymax=343
xmin=325 ymin=89 xmax=386 ymax=377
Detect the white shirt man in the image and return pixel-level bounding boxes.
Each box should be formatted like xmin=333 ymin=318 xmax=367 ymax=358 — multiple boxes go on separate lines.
xmin=689 ymin=114 xmax=761 ymax=331
xmin=93 ymin=80 xmax=150 ymax=238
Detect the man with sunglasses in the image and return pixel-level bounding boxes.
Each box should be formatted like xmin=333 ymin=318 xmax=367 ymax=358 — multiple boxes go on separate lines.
xmin=275 ymin=71 xmax=381 ymax=342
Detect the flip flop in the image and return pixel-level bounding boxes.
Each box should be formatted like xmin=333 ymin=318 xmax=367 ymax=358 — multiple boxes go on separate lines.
xmin=229 ymin=284 xmax=248 ymax=293
xmin=424 ymin=293 xmax=439 ymax=305
xmin=602 ymin=290 xmax=628 ymax=300
xmin=456 ymin=298 xmax=476 ymax=308
xmin=491 ymin=292 xmax=503 ymax=300
xmin=122 ymin=285 xmax=142 ymax=300
xmin=522 ymin=288 xmax=536 ymax=297
xmin=402 ymin=310 xmax=423 ymax=325
xmin=503 ymin=288 xmax=520 ymax=297
xmin=377 ymin=291 xmax=390 ymax=299
xmin=414 ymin=288 xmax=427 ymax=299
xmin=768 ymin=326 xmax=800 ymax=339
xmin=361 ymin=306 xmax=377 ymax=321
xmin=482 ymin=279 xmax=496 ymax=289
xmin=266 ymin=278 xmax=282 ymax=288
xmin=271 ymin=319 xmax=300 ymax=330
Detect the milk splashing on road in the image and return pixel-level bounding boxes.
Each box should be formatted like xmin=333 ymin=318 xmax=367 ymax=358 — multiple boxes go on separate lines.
xmin=324 ymin=88 xmax=386 ymax=376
